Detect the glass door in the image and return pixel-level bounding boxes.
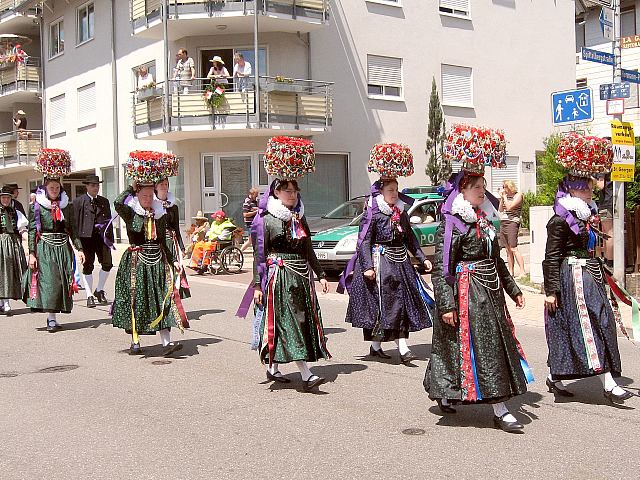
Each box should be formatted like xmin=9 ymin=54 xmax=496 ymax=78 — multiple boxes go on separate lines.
xmin=201 ymin=154 xmax=220 ymax=217
xmin=219 ymin=155 xmax=252 ymax=227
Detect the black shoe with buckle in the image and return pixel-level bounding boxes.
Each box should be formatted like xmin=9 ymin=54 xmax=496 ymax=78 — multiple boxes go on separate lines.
xmin=436 ymin=399 xmax=457 ymax=414
xmin=604 ymin=388 xmax=634 ymax=403
xmin=162 ymin=342 xmax=183 ymax=357
xmin=369 ymin=345 xmax=391 ymax=359
xmin=129 ymin=343 xmax=143 ymax=355
xmin=303 ymin=376 xmax=326 ymax=392
xmin=546 ymin=377 xmax=574 ymax=397
xmin=493 ymin=414 xmax=524 ymax=433
xmin=400 ymin=350 xmax=417 ymax=365
xmin=46 ymin=322 xmax=60 ymax=333
xmin=87 ymin=296 xmax=96 ymax=308
xmin=267 ymin=371 xmax=291 ymax=383
xmin=94 ymin=290 xmax=109 ymax=305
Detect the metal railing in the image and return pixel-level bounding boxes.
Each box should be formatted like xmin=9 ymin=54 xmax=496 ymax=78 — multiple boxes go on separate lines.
xmin=0 ymin=0 xmax=38 ymax=19
xmin=130 ymin=0 xmax=328 ymax=25
xmin=0 ymin=129 xmax=43 ymax=168
xmin=132 ymin=75 xmax=332 ymax=135
xmin=0 ymin=56 xmax=41 ymax=96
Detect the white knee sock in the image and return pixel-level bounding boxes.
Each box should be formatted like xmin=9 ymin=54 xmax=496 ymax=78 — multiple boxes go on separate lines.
xmin=83 ymin=274 xmax=94 ymax=295
xmin=492 ymin=402 xmax=517 ymax=423
xmin=371 ymin=340 xmax=382 ymax=351
xmin=96 ymin=270 xmax=109 ymax=292
xmin=3 ymin=300 xmax=10 ymax=311
xmin=159 ymin=329 xmax=171 ymax=347
xmin=47 ymin=312 xmax=57 ymax=325
xmin=267 ymin=363 xmax=281 ymax=375
xmin=295 ymin=361 xmax=314 ymax=381
xmin=396 ymin=338 xmax=410 ymax=355
xmin=600 ymin=372 xmax=625 ymax=394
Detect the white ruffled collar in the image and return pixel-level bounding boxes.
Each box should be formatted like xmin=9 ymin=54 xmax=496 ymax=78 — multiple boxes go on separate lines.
xmin=126 ymin=195 xmax=166 ymax=219
xmin=155 ymin=191 xmax=176 ymax=208
xmin=267 ymin=196 xmax=305 ymax=222
xmin=369 ymin=194 xmax=406 ymax=216
xmin=35 ymin=190 xmax=69 ymax=210
xmin=452 ymin=193 xmax=477 ymax=223
xmin=558 ymin=194 xmax=596 ymax=221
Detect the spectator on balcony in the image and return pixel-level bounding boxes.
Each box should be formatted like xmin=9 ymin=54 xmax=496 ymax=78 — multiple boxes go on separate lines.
xmin=173 ymin=49 xmax=195 ymax=94
xmin=13 ymin=110 xmax=27 ymax=134
xmin=137 ymin=66 xmax=155 ymax=90
xmin=233 ymin=53 xmax=252 ymax=92
xmin=207 ymin=56 xmax=230 ymax=86
xmin=13 ymin=44 xmax=27 ymax=64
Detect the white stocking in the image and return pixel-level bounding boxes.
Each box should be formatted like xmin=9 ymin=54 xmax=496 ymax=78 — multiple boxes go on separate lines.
xmin=159 ymin=329 xmax=171 ymax=347
xmin=83 ymin=274 xmax=94 ymax=295
xmin=267 ymin=363 xmax=281 ymax=375
xmin=600 ymin=372 xmax=625 ymax=395
xmin=492 ymin=402 xmax=517 ymax=423
xmin=47 ymin=312 xmax=57 ymax=326
xmin=396 ymin=337 xmax=410 ymax=355
xmin=3 ymin=300 xmax=10 ymax=311
xmin=97 ymin=269 xmax=110 ymax=292
xmin=295 ymin=361 xmax=314 ymax=381
xmin=371 ymin=340 xmax=382 ymax=351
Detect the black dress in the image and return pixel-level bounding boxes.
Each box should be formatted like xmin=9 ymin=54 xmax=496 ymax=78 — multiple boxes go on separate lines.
xmin=164 ymin=203 xmax=190 ymax=299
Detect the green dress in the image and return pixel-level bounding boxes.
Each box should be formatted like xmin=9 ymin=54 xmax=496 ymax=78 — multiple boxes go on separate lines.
xmin=111 ymin=190 xmax=179 ymax=336
xmin=0 ymin=205 xmax=27 ymax=300
xmin=255 ymin=213 xmax=330 ymax=365
xmin=22 ymin=197 xmax=82 ymax=313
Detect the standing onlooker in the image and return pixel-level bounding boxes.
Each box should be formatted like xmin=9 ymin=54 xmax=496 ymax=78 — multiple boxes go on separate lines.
xmin=137 ymin=65 xmax=155 ymax=89
xmin=498 ymin=180 xmax=526 ymax=278
xmin=594 ymin=173 xmax=613 ymax=268
xmin=233 ymin=53 xmax=252 ymax=92
xmin=4 ymin=183 xmax=25 ymax=217
xmin=13 ymin=110 xmax=27 ymax=131
xmin=207 ymin=56 xmax=230 ymax=86
xmin=240 ymin=187 xmax=259 ymax=252
xmin=173 ymin=49 xmax=195 ymax=94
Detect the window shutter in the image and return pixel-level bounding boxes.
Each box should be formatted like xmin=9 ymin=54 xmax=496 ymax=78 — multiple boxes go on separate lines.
xmin=440 ymin=0 xmax=470 ymax=13
xmin=367 ymin=55 xmax=402 ymax=89
xmin=441 ymin=64 xmax=473 ymax=106
xmin=49 ymin=94 xmax=66 ymax=135
xmin=77 ymin=83 xmax=96 ymax=127
xmin=490 ymin=156 xmax=520 ymax=195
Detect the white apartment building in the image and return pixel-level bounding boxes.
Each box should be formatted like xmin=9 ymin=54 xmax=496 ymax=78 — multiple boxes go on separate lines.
xmin=0 ymin=0 xmax=576 ymax=232
xmin=575 ymin=0 xmax=640 ymax=137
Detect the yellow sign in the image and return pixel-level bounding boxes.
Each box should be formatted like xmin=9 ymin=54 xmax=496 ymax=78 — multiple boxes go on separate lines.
xmin=611 ymin=120 xmax=635 ymax=146
xmin=611 ymin=164 xmax=635 ymax=182
xmin=622 ymin=35 xmax=640 ymax=49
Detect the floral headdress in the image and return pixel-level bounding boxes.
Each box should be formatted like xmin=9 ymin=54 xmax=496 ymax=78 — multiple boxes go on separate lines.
xmin=264 ymin=136 xmax=315 ymax=179
xmin=367 ymin=143 xmax=414 ymax=178
xmin=35 ymin=149 xmax=72 ymax=179
xmin=444 ymin=124 xmax=507 ymax=174
xmin=125 ymin=151 xmax=179 ymax=185
xmin=555 ymin=133 xmax=613 ymax=178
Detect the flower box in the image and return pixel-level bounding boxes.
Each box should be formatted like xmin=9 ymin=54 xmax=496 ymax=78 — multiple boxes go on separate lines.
xmin=137 ymin=87 xmax=162 ymax=101
xmin=262 ymin=82 xmax=307 ymax=94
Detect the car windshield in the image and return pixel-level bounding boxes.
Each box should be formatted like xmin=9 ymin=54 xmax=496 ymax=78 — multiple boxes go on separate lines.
xmin=323 ymin=200 xmax=365 ymax=219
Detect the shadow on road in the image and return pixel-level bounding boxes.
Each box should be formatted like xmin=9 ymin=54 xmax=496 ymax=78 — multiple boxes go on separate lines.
xmin=36 ymin=317 xmax=113 ymax=331
xmin=324 ymin=327 xmax=347 ymax=335
xmin=140 ymin=337 xmax=223 ymax=359
xmin=264 ymin=362 xmax=368 ymax=394
xmin=187 ymin=309 xmax=226 ymax=321
xmin=548 ymin=375 xmax=637 ymax=409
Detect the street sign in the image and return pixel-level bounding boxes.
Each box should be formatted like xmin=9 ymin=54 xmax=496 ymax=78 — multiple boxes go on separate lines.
xmin=551 ymin=87 xmax=593 ymax=125
xmin=622 ymin=69 xmax=640 ymax=84
xmin=607 ymin=99 xmax=625 ymax=115
xmin=581 ymin=47 xmax=615 ymax=66
xmin=600 ymin=8 xmax=614 ymax=40
xmin=622 ymin=35 xmax=640 ymax=49
xmin=600 ymin=83 xmax=631 ymax=100
xmin=611 ymin=120 xmax=635 ymax=145
xmin=611 ymin=121 xmax=636 ymax=182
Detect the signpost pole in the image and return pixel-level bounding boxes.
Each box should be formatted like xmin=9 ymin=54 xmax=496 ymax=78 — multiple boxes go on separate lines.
xmin=613 ymin=0 xmax=626 ymax=282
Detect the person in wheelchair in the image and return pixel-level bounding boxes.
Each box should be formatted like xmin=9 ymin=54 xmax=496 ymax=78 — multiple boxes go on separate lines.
xmin=189 ymin=210 xmax=236 ymax=270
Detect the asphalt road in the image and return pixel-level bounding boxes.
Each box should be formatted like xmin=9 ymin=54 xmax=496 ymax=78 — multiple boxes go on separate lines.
xmin=1 ymin=270 xmax=638 ymax=480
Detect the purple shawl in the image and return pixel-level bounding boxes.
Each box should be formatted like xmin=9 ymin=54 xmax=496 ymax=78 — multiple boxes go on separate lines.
xmin=553 ymin=176 xmax=591 ymax=235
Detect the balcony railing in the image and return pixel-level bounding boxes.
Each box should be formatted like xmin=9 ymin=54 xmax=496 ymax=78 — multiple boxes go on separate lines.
xmin=0 ymin=0 xmax=38 ymax=21
xmin=132 ymin=76 xmax=332 ymax=137
xmin=0 ymin=129 xmax=42 ymax=168
xmin=0 ymin=57 xmax=41 ymax=96
xmin=131 ymin=0 xmax=328 ymax=29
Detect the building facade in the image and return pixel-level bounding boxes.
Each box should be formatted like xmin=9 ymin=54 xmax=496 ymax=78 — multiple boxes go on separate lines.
xmin=0 ymin=0 xmax=576 ymax=232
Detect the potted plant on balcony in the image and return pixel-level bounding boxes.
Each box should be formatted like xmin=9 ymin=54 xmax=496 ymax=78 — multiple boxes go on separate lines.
xmin=137 ymin=82 xmax=161 ymax=101
xmin=203 ymin=82 xmax=226 ymax=110
xmin=262 ymin=75 xmax=306 ymax=93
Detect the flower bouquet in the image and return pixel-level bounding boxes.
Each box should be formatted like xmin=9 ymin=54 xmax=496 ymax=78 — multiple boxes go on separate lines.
xmin=444 ymin=124 xmax=507 ymax=173
xmin=264 ymin=136 xmax=315 ymax=179
xmin=556 ymin=133 xmax=613 ymax=177
xmin=203 ymin=82 xmax=226 ymax=109
xmin=367 ymin=143 xmax=414 ymax=178
xmin=35 ymin=148 xmax=72 ymax=178
xmin=125 ymin=150 xmax=179 ymax=184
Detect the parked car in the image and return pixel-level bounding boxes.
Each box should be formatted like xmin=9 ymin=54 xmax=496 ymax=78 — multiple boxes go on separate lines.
xmin=306 ymin=196 xmax=367 ymax=235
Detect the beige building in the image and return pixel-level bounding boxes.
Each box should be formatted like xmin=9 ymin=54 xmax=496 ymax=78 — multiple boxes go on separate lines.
xmin=0 ymin=0 xmax=576 ymax=233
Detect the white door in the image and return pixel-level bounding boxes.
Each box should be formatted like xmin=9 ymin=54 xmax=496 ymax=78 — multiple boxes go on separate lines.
xmin=201 ymin=153 xmax=252 ymax=223
xmin=201 ymin=154 xmax=220 ymax=216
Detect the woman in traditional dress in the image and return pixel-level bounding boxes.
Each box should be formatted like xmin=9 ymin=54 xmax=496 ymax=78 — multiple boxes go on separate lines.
xmin=251 ymin=178 xmax=330 ymax=391
xmin=23 ymin=175 xmax=85 ymax=332
xmin=111 ymin=182 xmax=184 ymax=356
xmin=0 ymin=186 xmax=28 ymax=315
xmin=543 ymin=134 xmax=633 ymax=403
xmin=344 ymin=177 xmax=433 ymax=363
xmin=155 ymin=177 xmax=190 ymax=299
xmin=424 ymin=168 xmax=532 ymax=434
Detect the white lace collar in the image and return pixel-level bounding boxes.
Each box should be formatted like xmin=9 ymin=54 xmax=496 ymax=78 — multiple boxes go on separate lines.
xmin=35 ymin=190 xmax=69 ymax=210
xmin=267 ymin=195 xmax=305 ymax=222
xmin=371 ymin=194 xmax=406 ymax=216
xmin=127 ymin=196 xmax=166 ymax=219
xmin=155 ymin=191 xmax=176 ymax=208
xmin=558 ymin=194 xmax=596 ymax=221
xmin=451 ymin=193 xmax=477 ymax=223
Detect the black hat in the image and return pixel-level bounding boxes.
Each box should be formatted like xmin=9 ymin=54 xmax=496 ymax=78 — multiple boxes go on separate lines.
xmin=3 ymin=183 xmax=21 ymax=190
xmin=0 ymin=186 xmax=14 ymax=196
xmin=82 ymin=174 xmax=103 ymax=185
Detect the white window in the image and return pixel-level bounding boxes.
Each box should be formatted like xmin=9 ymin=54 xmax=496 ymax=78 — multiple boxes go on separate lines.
xmin=575 ymin=20 xmax=586 ymax=53
xmin=77 ymin=2 xmax=95 ymax=45
xmin=441 ymin=64 xmax=473 ymax=107
xmin=49 ymin=18 xmax=64 ymax=58
xmin=77 ymin=83 xmax=97 ymax=128
xmin=439 ymin=0 xmax=470 ymax=18
xmin=367 ymin=54 xmax=403 ymax=99
xmin=49 ymin=94 xmax=66 ymax=136
xmin=576 ymin=78 xmax=588 ymax=89
xmin=621 ymin=7 xmax=636 ymax=37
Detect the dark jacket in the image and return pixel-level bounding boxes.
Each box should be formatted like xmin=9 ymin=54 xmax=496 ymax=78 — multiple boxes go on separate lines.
xmin=73 ymin=193 xmax=114 ymax=240
xmin=12 ymin=199 xmax=25 ymax=217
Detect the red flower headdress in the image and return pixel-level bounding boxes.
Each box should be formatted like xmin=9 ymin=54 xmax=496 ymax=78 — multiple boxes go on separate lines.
xmin=125 ymin=150 xmax=179 ymax=184
xmin=368 ymin=143 xmax=414 ymax=178
xmin=444 ymin=124 xmax=507 ymax=174
xmin=264 ymin=137 xmax=315 ymax=179
xmin=35 ymin=148 xmax=72 ymax=179
xmin=556 ymin=133 xmax=613 ymax=178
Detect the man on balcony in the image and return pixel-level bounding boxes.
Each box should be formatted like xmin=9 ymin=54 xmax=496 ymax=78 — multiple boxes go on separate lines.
xmin=173 ymin=49 xmax=195 ymax=94
xmin=233 ymin=53 xmax=252 ymax=92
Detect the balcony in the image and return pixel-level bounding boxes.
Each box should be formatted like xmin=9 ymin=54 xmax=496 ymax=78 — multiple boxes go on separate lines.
xmin=131 ymin=0 xmax=329 ymax=38
xmin=133 ymin=76 xmax=332 ymax=140
xmin=0 ymin=129 xmax=42 ymax=171
xmin=0 ymin=57 xmax=41 ymax=109
xmin=0 ymin=1 xmax=39 ymax=34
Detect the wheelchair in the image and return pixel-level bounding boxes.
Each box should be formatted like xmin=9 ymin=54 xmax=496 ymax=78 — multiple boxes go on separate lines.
xmin=197 ymin=228 xmax=244 ymax=275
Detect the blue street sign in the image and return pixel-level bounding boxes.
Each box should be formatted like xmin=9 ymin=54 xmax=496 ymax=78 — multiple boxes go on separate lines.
xmin=600 ymin=83 xmax=631 ymax=100
xmin=622 ymin=69 xmax=640 ymax=84
xmin=581 ymin=47 xmax=615 ymax=66
xmin=551 ymin=88 xmax=593 ymax=126
xmin=599 ymin=8 xmax=613 ymax=40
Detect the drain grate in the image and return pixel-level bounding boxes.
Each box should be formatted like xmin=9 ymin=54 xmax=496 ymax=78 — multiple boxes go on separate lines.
xmin=0 ymin=372 xmax=19 ymax=378
xmin=151 ymin=360 xmax=172 ymax=366
xmin=37 ymin=365 xmax=80 ymax=374
xmin=401 ymin=428 xmax=426 ymax=436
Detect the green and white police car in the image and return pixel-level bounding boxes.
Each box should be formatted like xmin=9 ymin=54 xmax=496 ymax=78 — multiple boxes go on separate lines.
xmin=311 ymin=192 xmax=444 ymax=273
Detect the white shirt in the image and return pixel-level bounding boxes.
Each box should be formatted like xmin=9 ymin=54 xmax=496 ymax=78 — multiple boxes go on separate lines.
xmin=138 ymin=73 xmax=154 ymax=89
xmin=233 ymin=61 xmax=252 ymax=77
